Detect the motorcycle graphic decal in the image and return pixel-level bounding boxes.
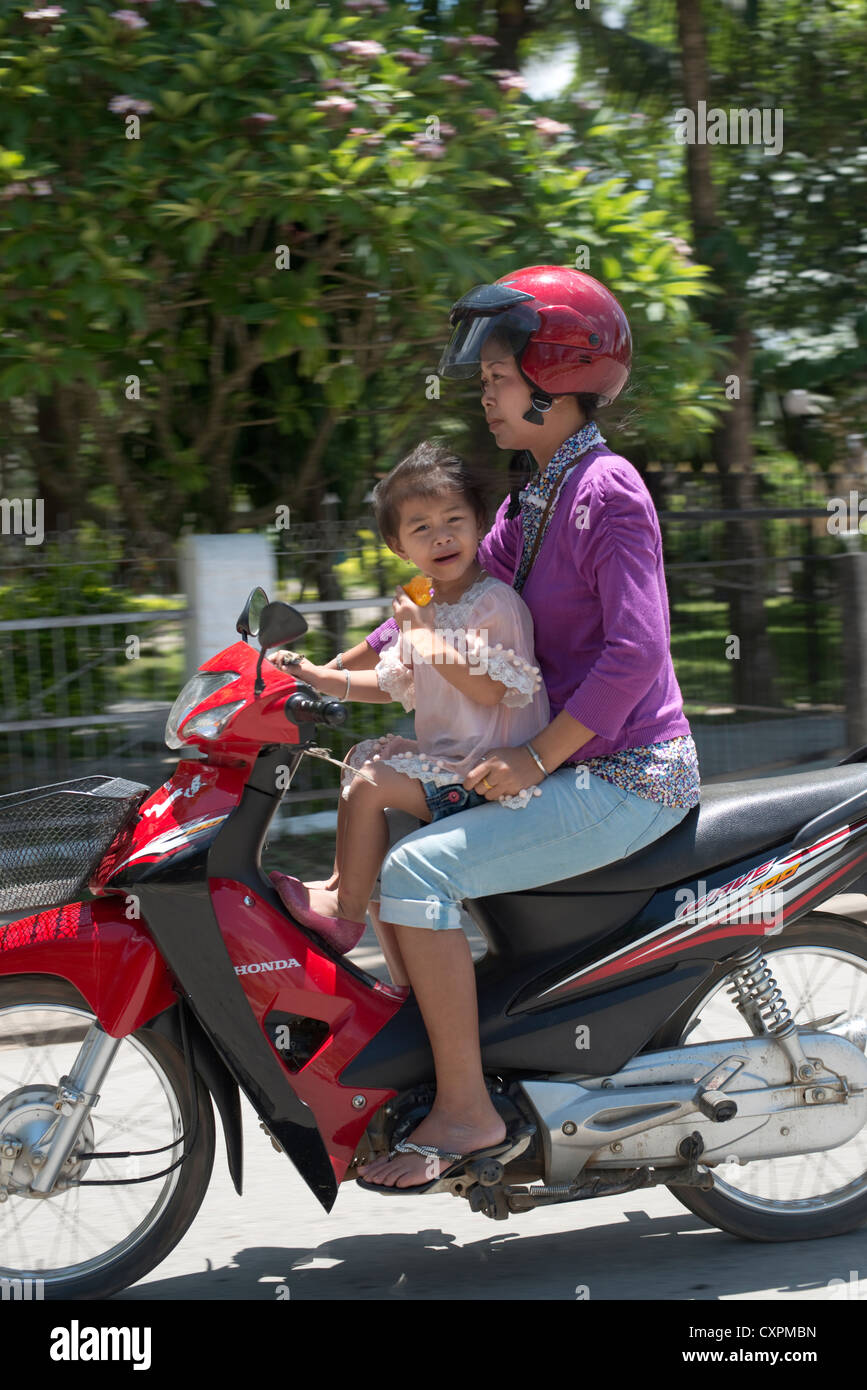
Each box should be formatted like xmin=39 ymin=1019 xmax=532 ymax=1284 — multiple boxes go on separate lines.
xmin=533 ymin=821 xmax=867 ymax=1004
xmin=110 ymin=812 xmax=231 ymax=870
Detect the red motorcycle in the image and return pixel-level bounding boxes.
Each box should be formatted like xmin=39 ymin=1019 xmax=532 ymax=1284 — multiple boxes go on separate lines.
xmin=4 ymin=588 xmax=867 ymax=1299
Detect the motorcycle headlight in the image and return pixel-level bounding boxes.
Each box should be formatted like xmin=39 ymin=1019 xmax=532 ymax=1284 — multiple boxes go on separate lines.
xmin=165 ymin=672 xmax=240 ymax=749
xmin=180 ymin=700 xmax=246 ymax=742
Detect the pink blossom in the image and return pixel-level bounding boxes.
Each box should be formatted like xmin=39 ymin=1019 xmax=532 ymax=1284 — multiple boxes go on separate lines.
xmin=0 ymin=183 xmax=30 ymax=201
xmin=442 ymin=74 xmax=471 ymax=88
xmin=404 ymin=135 xmax=445 ymax=159
xmin=437 ymin=121 xmax=456 ymax=137
xmin=321 ymin=79 xmax=355 ymax=91
xmin=23 ymin=5 xmax=65 ymax=17
xmin=241 ymin=113 xmax=277 ymax=132
xmin=110 ymin=9 xmax=149 ymax=27
xmin=314 ymin=95 xmax=358 ymax=114
xmin=443 ymin=36 xmax=463 ymax=50
xmin=108 ymin=95 xmax=154 ymax=114
xmin=361 ymin=132 xmax=384 ymax=145
xmin=344 ymin=0 xmax=388 ymax=9
xmin=496 ymin=72 xmax=527 ymax=93
xmin=393 ymin=48 xmax=430 ymax=69
xmin=475 ymin=107 xmax=497 ymax=121
xmin=667 ymin=235 xmax=693 ymax=259
xmin=31 ymin=179 xmax=53 ymax=195
xmin=467 ymin=34 xmax=498 ymax=47
xmin=349 ymin=126 xmax=370 ymax=135
xmin=533 ymin=117 xmax=570 ymax=138
xmin=331 ymin=40 xmax=386 ymax=59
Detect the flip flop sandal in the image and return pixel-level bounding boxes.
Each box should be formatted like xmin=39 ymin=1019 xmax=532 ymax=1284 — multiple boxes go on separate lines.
xmin=355 ymin=1127 xmax=534 ymax=1196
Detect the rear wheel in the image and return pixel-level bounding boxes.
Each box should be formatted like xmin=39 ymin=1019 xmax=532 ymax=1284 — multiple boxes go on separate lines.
xmin=650 ymin=913 xmax=867 ymax=1242
xmin=0 ymin=976 xmax=215 ymax=1298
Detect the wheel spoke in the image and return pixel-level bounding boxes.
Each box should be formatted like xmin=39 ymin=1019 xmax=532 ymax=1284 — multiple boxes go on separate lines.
xmin=0 ymin=999 xmax=186 ymax=1287
xmin=677 ymin=938 xmax=867 ymax=1215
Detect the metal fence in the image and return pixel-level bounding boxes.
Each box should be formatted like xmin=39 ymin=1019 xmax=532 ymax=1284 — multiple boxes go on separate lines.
xmin=1 ymin=465 xmax=864 ymax=807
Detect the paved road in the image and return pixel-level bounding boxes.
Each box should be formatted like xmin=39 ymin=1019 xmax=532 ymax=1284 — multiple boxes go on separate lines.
xmin=113 ymin=892 xmax=867 ymax=1302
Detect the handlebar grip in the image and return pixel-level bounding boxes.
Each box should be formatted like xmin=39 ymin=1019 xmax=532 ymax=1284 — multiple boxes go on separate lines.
xmin=319 ymin=699 xmax=347 ymax=728
xmin=285 ymin=693 xmax=319 ymax=723
xmin=285 ymin=692 xmax=347 ymax=727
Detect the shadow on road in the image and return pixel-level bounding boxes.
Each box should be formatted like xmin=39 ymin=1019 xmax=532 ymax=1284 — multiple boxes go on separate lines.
xmin=113 ymin=1209 xmax=867 ymax=1301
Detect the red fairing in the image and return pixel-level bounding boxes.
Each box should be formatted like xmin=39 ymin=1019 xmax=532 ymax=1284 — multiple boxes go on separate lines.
xmin=0 ymin=899 xmax=178 ymax=1037
xmin=173 ymin=640 xmax=304 ymax=759
xmin=93 ymin=760 xmax=250 ymax=885
xmin=211 ymin=878 xmax=406 ymax=1183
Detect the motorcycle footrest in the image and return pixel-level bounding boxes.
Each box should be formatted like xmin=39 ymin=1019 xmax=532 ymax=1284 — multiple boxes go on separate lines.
xmin=696 ymin=1088 xmax=738 ymax=1123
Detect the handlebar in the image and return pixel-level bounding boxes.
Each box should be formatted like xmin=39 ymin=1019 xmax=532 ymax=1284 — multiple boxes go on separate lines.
xmin=285 ymin=691 xmax=347 ymax=729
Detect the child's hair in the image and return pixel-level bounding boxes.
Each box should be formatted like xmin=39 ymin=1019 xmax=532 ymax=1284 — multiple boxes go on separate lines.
xmin=371 ymin=440 xmax=490 ymax=549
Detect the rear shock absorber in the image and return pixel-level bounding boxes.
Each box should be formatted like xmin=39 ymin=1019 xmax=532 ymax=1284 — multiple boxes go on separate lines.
xmin=726 ymin=945 xmax=816 ymax=1081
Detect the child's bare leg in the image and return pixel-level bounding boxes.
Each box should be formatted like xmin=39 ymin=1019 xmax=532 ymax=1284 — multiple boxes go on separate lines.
xmin=305 ymin=765 xmax=431 ymax=924
xmin=308 ymin=744 xmax=360 ymax=891
xmin=366 ymin=898 xmax=411 ymax=987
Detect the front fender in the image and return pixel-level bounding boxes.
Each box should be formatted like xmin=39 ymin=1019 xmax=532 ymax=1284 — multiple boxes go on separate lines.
xmin=0 ymin=897 xmax=178 ymax=1036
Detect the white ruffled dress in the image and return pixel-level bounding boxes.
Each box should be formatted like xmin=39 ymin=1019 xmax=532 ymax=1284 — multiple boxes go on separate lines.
xmin=340 ymin=571 xmax=551 ymax=811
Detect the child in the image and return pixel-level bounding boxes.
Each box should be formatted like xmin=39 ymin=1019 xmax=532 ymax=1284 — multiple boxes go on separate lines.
xmin=268 ymin=441 xmax=550 ymax=952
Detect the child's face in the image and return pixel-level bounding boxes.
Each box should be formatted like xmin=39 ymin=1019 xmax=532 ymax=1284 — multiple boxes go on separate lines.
xmin=392 ymin=489 xmax=484 ymax=579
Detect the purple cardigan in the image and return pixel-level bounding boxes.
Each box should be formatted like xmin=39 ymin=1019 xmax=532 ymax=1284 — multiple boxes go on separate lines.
xmin=365 ymin=446 xmax=692 ymax=763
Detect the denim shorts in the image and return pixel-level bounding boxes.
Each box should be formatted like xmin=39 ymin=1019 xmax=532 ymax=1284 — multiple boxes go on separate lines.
xmin=420 ymin=778 xmax=489 ymax=822
xmin=374 ymin=766 xmax=693 ymax=930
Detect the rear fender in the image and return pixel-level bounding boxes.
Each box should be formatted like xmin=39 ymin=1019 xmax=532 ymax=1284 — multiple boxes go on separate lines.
xmin=0 ymin=897 xmax=178 ymax=1036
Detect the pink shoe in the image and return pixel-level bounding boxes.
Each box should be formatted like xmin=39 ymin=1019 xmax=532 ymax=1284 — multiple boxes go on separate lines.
xmin=270 ymin=872 xmax=366 ymax=955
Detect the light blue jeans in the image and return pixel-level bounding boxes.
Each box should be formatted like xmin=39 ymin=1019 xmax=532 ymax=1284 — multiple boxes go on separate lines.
xmin=376 ymin=768 xmax=692 ymax=929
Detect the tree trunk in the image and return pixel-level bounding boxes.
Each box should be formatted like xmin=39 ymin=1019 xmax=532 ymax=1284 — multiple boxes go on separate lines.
xmin=493 ymin=0 xmax=536 ymax=70
xmin=675 ymin=0 xmax=779 ymax=711
xmin=33 ymin=394 xmax=79 ymax=532
xmin=712 ymin=322 xmax=780 ymax=707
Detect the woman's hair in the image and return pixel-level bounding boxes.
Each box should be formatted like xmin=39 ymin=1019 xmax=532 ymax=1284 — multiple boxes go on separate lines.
xmin=371 ymin=440 xmax=491 ymax=549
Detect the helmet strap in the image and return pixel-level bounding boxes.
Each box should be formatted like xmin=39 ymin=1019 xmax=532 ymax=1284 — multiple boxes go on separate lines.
xmin=522 ymin=391 xmax=554 ymax=426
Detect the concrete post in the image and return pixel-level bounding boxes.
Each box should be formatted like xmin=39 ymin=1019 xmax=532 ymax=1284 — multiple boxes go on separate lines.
xmin=842 ymin=549 xmax=867 ymax=753
xmin=181 ymin=534 xmax=277 ymax=678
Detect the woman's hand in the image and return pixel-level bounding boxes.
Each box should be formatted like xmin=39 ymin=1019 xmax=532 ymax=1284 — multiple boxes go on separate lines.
xmin=463 ymin=745 xmax=546 ymax=799
xmin=268 ymin=651 xmax=323 ymax=687
xmin=391 ymin=586 xmax=437 ymax=633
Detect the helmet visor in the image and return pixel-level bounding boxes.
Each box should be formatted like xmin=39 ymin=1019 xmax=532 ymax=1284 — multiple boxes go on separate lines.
xmin=438 ymin=301 xmax=541 ymax=380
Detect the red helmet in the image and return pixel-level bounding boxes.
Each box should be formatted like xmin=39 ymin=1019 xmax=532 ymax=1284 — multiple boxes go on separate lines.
xmin=438 ymin=264 xmax=632 ymax=406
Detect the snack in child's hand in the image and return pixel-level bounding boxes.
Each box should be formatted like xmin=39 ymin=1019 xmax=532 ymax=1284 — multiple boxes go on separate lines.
xmin=402 ymin=574 xmax=435 ymax=606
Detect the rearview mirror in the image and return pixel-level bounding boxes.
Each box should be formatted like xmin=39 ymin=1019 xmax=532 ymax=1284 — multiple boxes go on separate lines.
xmin=254 ymin=602 xmax=309 ymax=697
xmin=236 ymin=587 xmax=269 ymax=640
xmin=257 ymin=602 xmax=308 ymax=651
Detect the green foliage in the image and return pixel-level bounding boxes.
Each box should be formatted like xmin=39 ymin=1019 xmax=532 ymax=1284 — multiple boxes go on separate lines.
xmin=0 ymin=0 xmax=724 ymax=537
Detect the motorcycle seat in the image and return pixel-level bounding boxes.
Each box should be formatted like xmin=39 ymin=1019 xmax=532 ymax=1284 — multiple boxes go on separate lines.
xmin=530 ymin=763 xmax=867 ymax=895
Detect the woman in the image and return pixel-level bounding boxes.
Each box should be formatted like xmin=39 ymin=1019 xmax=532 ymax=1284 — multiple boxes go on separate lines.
xmin=323 ymin=265 xmax=701 ymax=1191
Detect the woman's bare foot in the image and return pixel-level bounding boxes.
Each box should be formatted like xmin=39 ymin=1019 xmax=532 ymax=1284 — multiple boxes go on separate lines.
xmin=356 ymin=1105 xmax=506 ymax=1189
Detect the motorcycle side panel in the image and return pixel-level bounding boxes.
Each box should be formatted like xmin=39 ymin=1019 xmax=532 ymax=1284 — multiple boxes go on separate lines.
xmin=0 ymin=898 xmax=178 ymax=1036
xmin=209 ymin=878 xmax=402 ymax=1184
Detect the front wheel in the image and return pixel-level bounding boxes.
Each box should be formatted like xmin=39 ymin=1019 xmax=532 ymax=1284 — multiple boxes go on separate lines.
xmin=0 ymin=976 xmax=215 ymax=1298
xmin=649 ymin=913 xmax=867 ymax=1242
